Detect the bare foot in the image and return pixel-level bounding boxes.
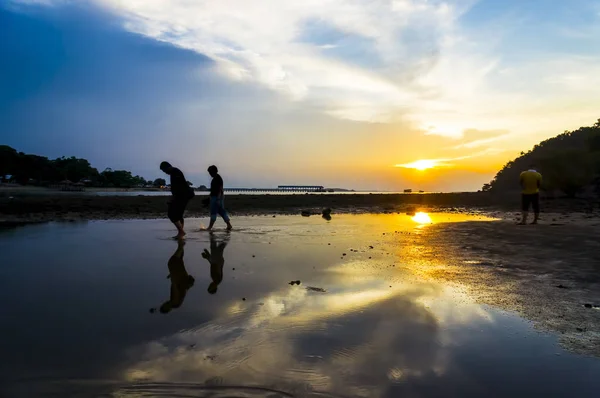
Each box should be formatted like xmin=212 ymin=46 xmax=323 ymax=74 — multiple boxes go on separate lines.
xmin=173 ymin=232 xmax=186 ymax=240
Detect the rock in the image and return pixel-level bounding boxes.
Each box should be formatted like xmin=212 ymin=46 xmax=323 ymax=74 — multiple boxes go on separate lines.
xmin=342 ymin=253 xmax=347 ymax=256
xmin=232 ymin=268 xmax=236 ymax=270
xmin=584 ymin=303 xmax=593 ymax=308
xmin=289 ymin=280 xmax=301 ymax=286
xmin=252 ymin=255 xmax=256 ymax=258
xmin=369 ymin=246 xmax=374 ymax=249
xmin=576 ymin=328 xmax=585 ymax=332
xmin=242 ymin=298 xmax=246 ymax=301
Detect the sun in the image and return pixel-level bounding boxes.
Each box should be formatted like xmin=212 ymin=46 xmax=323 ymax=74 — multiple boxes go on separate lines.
xmin=395 ymin=159 xmax=439 ymax=171
xmin=412 ymin=212 xmax=432 ymax=224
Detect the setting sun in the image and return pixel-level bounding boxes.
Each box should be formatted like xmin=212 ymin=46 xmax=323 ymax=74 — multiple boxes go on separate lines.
xmin=412 ymin=212 xmax=432 ymax=224
xmin=396 ymin=159 xmax=440 ymax=171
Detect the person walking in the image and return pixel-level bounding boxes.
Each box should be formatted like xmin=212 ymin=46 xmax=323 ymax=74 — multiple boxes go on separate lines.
xmin=518 ymin=164 xmax=542 ymax=225
xmin=206 ymin=165 xmax=232 ymax=231
xmin=160 ymin=161 xmax=195 ymax=239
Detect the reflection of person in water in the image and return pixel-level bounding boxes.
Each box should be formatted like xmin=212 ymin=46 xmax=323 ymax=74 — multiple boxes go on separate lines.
xmin=160 ymin=241 xmax=195 ymax=314
xmin=202 ymin=233 xmax=229 ymax=294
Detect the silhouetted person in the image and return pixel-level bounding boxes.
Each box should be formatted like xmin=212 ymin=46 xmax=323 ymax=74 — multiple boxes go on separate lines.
xmin=160 ymin=161 xmax=195 ymax=239
xmin=206 ymin=165 xmax=232 ymax=231
xmin=160 ymin=241 xmax=195 ymax=314
xmin=519 ymin=164 xmax=542 ymax=225
xmin=201 ymin=233 xmax=229 ymax=294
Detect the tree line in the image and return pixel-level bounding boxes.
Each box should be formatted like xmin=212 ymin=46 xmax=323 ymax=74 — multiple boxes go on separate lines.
xmin=484 ymin=119 xmax=600 ymax=197
xmin=0 ymin=145 xmax=170 ymax=188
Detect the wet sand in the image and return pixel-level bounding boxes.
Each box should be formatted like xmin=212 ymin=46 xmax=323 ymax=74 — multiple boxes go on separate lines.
xmin=1 ymin=214 xmax=599 ymax=397
xmin=1 ymin=191 xmax=599 ymax=224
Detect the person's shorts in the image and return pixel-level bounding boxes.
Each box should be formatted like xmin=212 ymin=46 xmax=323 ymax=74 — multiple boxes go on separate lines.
xmin=521 ymin=193 xmax=540 ymax=213
xmin=168 ymin=198 xmax=189 ymax=223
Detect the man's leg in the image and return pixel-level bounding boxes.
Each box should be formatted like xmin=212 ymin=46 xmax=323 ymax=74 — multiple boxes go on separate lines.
xmin=218 ymin=198 xmax=233 ymax=230
xmin=531 ymin=194 xmax=540 ymax=224
xmin=169 ymin=200 xmax=186 ymax=239
xmin=207 ymin=197 xmax=218 ymax=230
xmin=518 ymin=194 xmax=529 ymax=225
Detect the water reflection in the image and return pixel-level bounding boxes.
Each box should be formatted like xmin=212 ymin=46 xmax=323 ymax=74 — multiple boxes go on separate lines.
xmin=202 ymin=232 xmax=230 ymax=295
xmin=159 ymin=241 xmax=195 ymax=314
xmin=1 ymin=215 xmax=598 ymax=398
xmin=411 ymin=212 xmax=432 ymax=225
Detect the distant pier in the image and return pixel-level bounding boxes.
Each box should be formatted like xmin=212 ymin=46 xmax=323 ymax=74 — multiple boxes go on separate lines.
xmin=223 ymin=185 xmax=326 ymax=193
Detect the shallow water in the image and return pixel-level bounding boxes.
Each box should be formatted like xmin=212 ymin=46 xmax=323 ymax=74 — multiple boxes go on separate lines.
xmin=0 ymin=214 xmax=598 ymax=397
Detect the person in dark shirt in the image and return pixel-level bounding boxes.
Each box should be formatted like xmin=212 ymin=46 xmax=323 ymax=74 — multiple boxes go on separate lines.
xmin=206 ymin=165 xmax=232 ymax=231
xmin=160 ymin=161 xmax=195 ymax=239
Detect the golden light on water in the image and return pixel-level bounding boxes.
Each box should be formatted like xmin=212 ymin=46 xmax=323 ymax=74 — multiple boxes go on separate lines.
xmin=412 ymin=212 xmax=432 ymax=224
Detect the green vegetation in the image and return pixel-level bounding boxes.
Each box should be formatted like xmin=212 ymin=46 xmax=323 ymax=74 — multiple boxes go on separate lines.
xmin=0 ymin=145 xmax=158 ymax=188
xmin=485 ymin=119 xmax=600 ymax=197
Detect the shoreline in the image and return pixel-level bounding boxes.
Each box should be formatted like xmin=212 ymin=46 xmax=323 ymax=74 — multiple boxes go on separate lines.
xmin=1 ymin=192 xmax=599 ymax=224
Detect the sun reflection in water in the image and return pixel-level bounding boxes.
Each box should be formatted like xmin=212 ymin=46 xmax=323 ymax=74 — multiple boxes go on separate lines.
xmin=412 ymin=212 xmax=432 ymax=225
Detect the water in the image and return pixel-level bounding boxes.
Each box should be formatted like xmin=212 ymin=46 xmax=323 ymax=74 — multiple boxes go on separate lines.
xmin=90 ymin=191 xmax=430 ymax=197
xmin=0 ymin=214 xmax=598 ymax=397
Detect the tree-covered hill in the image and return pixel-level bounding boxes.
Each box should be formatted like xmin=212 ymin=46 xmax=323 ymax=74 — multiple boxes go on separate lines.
xmin=484 ymin=119 xmax=600 ymax=197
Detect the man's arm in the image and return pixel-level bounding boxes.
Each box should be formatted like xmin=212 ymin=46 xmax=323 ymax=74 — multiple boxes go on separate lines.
xmin=519 ymin=173 xmax=524 ymax=188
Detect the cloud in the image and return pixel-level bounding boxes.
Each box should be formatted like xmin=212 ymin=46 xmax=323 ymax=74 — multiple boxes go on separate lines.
xmin=8 ymin=0 xmax=482 ymax=129
xmin=395 ymin=148 xmax=500 ymax=169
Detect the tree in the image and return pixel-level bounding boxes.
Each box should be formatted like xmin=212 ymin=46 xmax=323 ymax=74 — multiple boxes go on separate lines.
xmin=484 ymin=119 xmax=600 ymax=193
xmin=539 ymin=150 xmax=595 ymax=197
xmin=153 ymin=178 xmax=166 ymax=187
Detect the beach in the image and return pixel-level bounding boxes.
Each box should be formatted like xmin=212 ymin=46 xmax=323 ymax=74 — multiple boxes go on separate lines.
xmin=1 ymin=213 xmax=599 ymax=397
xmin=1 ymin=189 xmax=599 ymax=224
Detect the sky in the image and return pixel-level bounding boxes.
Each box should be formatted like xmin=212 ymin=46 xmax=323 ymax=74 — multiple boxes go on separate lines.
xmin=1 ymin=0 xmax=599 ymax=191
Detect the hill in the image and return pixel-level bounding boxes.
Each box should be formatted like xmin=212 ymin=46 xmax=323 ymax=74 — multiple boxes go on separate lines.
xmin=484 ymin=119 xmax=600 ymax=197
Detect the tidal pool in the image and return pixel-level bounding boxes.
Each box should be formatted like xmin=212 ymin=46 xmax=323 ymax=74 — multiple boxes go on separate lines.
xmin=0 ymin=213 xmax=598 ymax=397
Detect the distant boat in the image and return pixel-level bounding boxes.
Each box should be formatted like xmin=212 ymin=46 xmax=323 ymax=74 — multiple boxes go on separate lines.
xmin=404 ymin=189 xmax=412 ymax=193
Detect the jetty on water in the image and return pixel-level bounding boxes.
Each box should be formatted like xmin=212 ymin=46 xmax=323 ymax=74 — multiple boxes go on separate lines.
xmin=224 ymin=185 xmax=326 ymax=193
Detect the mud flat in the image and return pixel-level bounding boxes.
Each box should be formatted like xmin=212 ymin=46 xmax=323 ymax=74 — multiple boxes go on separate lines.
xmin=2 ymin=191 xmax=599 ymax=224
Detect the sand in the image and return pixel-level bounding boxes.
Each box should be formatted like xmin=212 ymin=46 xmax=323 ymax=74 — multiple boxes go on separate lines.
xmin=1 ymin=190 xmax=599 ymax=224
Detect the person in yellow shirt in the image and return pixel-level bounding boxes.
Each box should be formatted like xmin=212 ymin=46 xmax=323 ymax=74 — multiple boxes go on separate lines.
xmin=519 ymin=165 xmax=542 ymax=225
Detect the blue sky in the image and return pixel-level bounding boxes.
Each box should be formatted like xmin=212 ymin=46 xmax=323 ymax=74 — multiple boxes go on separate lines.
xmin=1 ymin=0 xmax=599 ymax=190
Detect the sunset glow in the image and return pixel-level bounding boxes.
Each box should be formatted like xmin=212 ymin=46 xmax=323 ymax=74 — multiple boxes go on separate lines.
xmin=396 ymin=160 xmax=442 ymax=171
xmin=412 ymin=212 xmax=432 ymax=225
xmin=2 ymin=1 xmax=599 ymax=192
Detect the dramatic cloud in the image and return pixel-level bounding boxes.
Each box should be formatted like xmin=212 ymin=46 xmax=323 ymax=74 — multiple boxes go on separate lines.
xmin=3 ymin=0 xmax=600 ymax=191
